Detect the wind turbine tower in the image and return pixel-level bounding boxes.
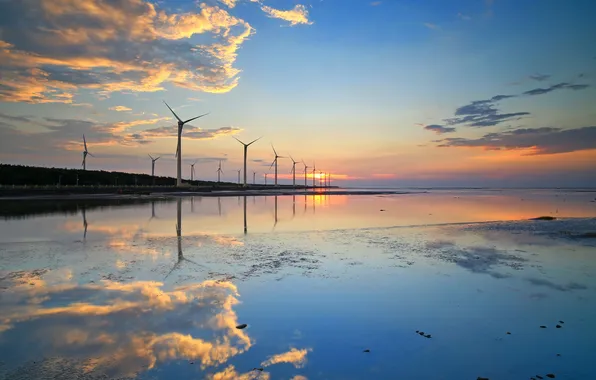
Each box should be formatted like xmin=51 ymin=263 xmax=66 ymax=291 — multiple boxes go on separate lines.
xmin=289 ymin=155 xmax=298 ymax=188
xmin=237 ymin=169 xmax=241 ymax=184
xmin=264 ymin=173 xmax=268 ymax=185
xmin=233 ymin=136 xmax=262 ymax=187
xmin=312 ymin=162 xmax=317 ymax=188
xmin=302 ymin=160 xmax=309 ymax=188
xmin=269 ymin=145 xmax=285 ymax=187
xmin=253 ymin=171 xmax=257 ymax=185
xmin=217 ymin=160 xmax=223 ymax=183
xmin=81 ymin=135 xmax=94 ymax=170
xmin=163 ymin=101 xmax=209 ymax=187
xmin=149 ymin=154 xmax=160 ymax=185
xmin=190 ymin=160 xmax=197 ymax=181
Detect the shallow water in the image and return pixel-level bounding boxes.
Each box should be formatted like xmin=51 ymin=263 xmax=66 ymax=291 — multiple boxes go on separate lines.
xmin=0 ymin=189 xmax=595 ymax=379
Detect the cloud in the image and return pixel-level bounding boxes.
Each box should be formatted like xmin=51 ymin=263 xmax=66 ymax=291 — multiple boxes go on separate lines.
xmin=141 ymin=125 xmax=241 ymax=140
xmin=523 ymin=82 xmax=590 ymax=96
xmin=371 ymin=1 xmax=382 ymax=6
xmin=206 ymin=365 xmax=270 ymax=380
xmin=0 ymin=0 xmax=255 ymax=103
xmin=444 ymin=98 xmax=529 ymax=127
xmin=109 ymin=106 xmax=132 ymax=112
xmin=423 ymin=23 xmax=440 ymax=30
xmin=436 ymin=126 xmax=596 ymax=155
xmin=220 ymin=0 xmax=238 ymax=8
xmin=260 ymin=4 xmax=313 ymax=26
xmin=528 ymin=73 xmax=551 ymax=82
xmin=261 ymin=348 xmax=311 ymax=368
xmin=424 ymin=124 xmax=456 ymax=134
xmin=457 ymin=12 xmax=471 ymax=20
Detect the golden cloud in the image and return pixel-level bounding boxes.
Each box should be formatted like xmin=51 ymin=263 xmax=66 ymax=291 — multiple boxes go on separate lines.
xmin=260 ymin=4 xmax=313 ymax=26
xmin=109 ymin=106 xmax=132 ymax=112
xmin=261 ymin=347 xmax=312 ymax=368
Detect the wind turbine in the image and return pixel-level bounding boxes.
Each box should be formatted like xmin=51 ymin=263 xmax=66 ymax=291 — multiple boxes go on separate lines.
xmin=149 ymin=154 xmax=160 ymax=185
xmin=312 ymin=162 xmax=317 ymax=188
xmin=269 ymin=145 xmax=285 ymax=187
xmin=163 ymin=101 xmax=209 ymax=187
xmin=328 ymin=173 xmax=331 ymax=188
xmin=264 ymin=173 xmax=268 ymax=185
xmin=302 ymin=160 xmax=309 ymax=188
xmin=232 ymin=136 xmax=262 ymax=187
xmin=319 ymin=171 xmax=323 ymax=187
xmin=82 ymin=135 xmax=94 ymax=170
xmin=190 ymin=160 xmax=197 ymax=181
xmin=237 ymin=169 xmax=241 ymax=184
xmin=253 ymin=171 xmax=257 ymax=185
xmin=217 ymin=160 xmax=223 ymax=183
xmin=289 ymin=155 xmax=298 ymax=188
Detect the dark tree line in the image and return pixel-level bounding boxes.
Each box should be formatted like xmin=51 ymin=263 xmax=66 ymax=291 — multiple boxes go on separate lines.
xmin=0 ymin=164 xmax=232 ymax=187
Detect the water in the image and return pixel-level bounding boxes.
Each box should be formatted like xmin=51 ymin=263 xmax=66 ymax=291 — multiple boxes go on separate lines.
xmin=1 ymin=189 xmax=595 ymax=379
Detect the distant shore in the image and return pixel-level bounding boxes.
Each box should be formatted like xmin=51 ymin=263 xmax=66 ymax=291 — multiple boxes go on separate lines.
xmin=0 ymin=185 xmax=417 ymax=201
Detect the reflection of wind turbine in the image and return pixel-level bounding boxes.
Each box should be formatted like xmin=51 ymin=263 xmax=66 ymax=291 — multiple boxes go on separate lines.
xmin=217 ymin=160 xmax=223 ymax=182
xmin=243 ymin=196 xmax=247 ymax=234
xmin=289 ymin=155 xmax=298 ymax=188
xmin=149 ymin=154 xmax=160 ymax=185
xmin=292 ymin=194 xmax=296 ymax=218
xmin=253 ymin=171 xmax=257 ymax=185
xmin=190 ymin=160 xmax=197 ymax=181
xmin=270 ymin=145 xmax=285 ymax=187
xmin=217 ymin=197 xmax=222 ymax=216
xmin=302 ymin=160 xmax=309 ymax=188
xmin=82 ymin=135 xmax=94 ymax=170
xmin=233 ymin=136 xmax=262 ymax=187
xmin=273 ymin=196 xmax=278 ymax=230
xmin=149 ymin=201 xmax=159 ymax=221
xmin=264 ymin=173 xmax=268 ymax=185
xmin=165 ymin=198 xmax=203 ymax=280
xmin=163 ymin=101 xmax=209 ymax=187
xmin=81 ymin=206 xmax=88 ymax=240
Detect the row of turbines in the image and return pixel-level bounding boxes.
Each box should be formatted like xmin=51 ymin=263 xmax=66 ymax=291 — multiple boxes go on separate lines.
xmin=80 ymin=101 xmax=333 ymax=188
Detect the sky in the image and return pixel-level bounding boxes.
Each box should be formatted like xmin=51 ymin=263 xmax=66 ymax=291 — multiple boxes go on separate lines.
xmin=0 ymin=0 xmax=595 ymax=187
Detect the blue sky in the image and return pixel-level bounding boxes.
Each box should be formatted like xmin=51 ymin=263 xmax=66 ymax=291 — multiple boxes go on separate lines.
xmin=0 ymin=0 xmax=595 ymax=186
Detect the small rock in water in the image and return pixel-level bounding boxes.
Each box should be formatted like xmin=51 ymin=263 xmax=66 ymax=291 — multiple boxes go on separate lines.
xmin=556 ymin=353 xmax=561 ymax=357
xmin=253 ymin=368 xmax=264 ymax=371
xmin=506 ymin=332 xmax=511 ymax=335
xmin=425 ymin=334 xmax=431 ymax=338
xmin=363 ymin=349 xmax=370 ymax=353
xmin=556 ymin=324 xmax=561 ymax=328
xmin=418 ymin=332 xmax=425 ymax=336
xmin=540 ymin=325 xmax=547 ymax=328
xmin=536 ymin=376 xmax=543 ymax=379
xmin=415 ymin=330 xmax=419 ymax=333
xmin=559 ymin=320 xmax=564 ymax=324
xmin=546 ymin=374 xmax=555 ymax=379
xmin=236 ymin=324 xmax=248 ymax=329
xmin=477 ymin=377 xmax=490 ymax=380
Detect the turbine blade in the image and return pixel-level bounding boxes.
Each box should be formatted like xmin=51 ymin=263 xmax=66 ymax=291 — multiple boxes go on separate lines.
xmin=83 ymin=134 xmax=88 ymax=151
xmin=148 ymin=154 xmax=154 ymax=160
xmin=175 ymin=140 xmax=180 ymax=158
xmin=163 ymin=101 xmax=182 ymax=122
xmin=183 ymin=113 xmax=209 ymax=124
xmin=87 ymin=152 xmax=95 ymax=157
xmin=247 ymin=136 xmax=262 ymax=146
xmin=271 ymin=144 xmax=277 ymax=156
xmin=232 ymin=136 xmax=246 ymax=145
xmin=269 ymin=159 xmax=276 ymax=170
xmin=155 ymin=156 xmax=161 ymax=161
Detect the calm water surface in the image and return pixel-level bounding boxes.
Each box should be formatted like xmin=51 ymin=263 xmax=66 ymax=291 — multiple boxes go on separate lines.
xmin=1 ymin=190 xmax=595 ymax=379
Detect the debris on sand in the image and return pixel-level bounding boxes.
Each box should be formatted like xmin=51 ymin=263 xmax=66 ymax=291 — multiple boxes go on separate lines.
xmin=363 ymin=349 xmax=370 ymax=353
xmin=236 ymin=324 xmax=248 ymax=329
xmin=531 ymin=216 xmax=556 ymax=221
xmin=380 ymin=209 xmax=386 ymax=212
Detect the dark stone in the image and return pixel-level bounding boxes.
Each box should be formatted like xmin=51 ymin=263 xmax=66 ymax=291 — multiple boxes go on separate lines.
xmin=425 ymin=334 xmax=431 ymax=338
xmin=537 ymin=376 xmax=543 ymax=379
xmin=253 ymin=368 xmax=264 ymax=371
xmin=418 ymin=332 xmax=425 ymax=336
xmin=546 ymin=374 xmax=555 ymax=379
xmin=236 ymin=324 xmax=248 ymax=329
xmin=363 ymin=349 xmax=370 ymax=353
xmin=506 ymin=332 xmax=511 ymax=335
xmin=556 ymin=354 xmax=561 ymax=357
xmin=477 ymin=377 xmax=489 ymax=380
xmin=380 ymin=209 xmax=386 ymax=211
xmin=540 ymin=325 xmax=547 ymax=328
xmin=556 ymin=325 xmax=561 ymax=328
xmin=416 ymin=330 xmax=419 ymax=333
xmin=559 ymin=320 xmax=564 ymax=324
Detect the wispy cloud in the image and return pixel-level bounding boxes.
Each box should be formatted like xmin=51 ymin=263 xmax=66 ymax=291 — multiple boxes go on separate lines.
xmin=528 ymin=73 xmax=551 ymax=82
xmin=261 ymin=348 xmax=311 ymax=368
xmin=436 ymin=126 xmax=596 ymax=155
xmin=523 ymin=82 xmax=590 ymax=96
xmin=424 ymin=124 xmax=456 ymax=134
xmin=423 ymin=23 xmax=440 ymax=30
xmin=109 ymin=106 xmax=133 ymax=112
xmin=0 ymin=0 xmax=255 ymax=103
xmin=219 ymin=0 xmax=238 ymax=8
xmin=260 ymin=4 xmax=313 ymax=26
xmin=141 ymin=125 xmax=241 ymax=140
xmin=457 ymin=12 xmax=471 ymax=20
xmin=444 ymin=98 xmax=529 ymax=128
xmin=371 ymin=1 xmax=382 ymax=6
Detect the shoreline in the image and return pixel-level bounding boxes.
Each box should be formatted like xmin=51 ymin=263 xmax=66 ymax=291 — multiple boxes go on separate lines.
xmin=0 ymin=189 xmax=419 ymax=201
